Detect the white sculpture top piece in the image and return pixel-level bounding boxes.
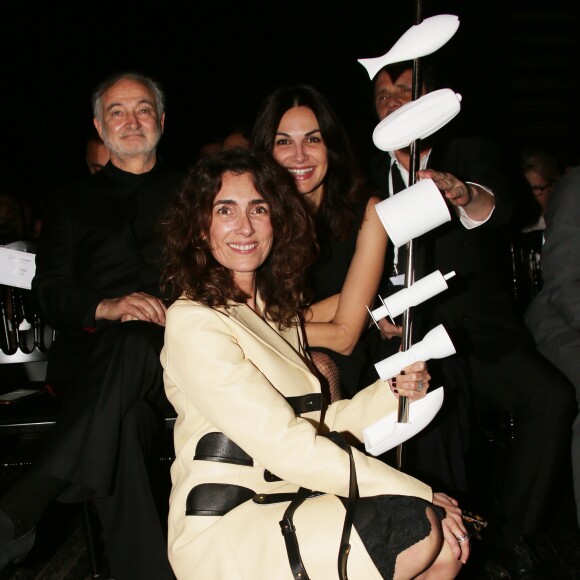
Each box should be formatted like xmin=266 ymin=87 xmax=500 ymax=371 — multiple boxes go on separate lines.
xmin=358 ymin=14 xmax=460 ymax=80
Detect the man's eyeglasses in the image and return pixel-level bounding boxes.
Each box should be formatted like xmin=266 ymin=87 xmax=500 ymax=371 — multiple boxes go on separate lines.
xmin=530 ymin=182 xmax=553 ymax=194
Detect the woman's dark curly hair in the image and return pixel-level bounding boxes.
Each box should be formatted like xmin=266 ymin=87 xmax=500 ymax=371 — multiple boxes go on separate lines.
xmin=250 ymin=84 xmax=370 ymax=240
xmin=160 ymin=148 xmax=317 ymax=329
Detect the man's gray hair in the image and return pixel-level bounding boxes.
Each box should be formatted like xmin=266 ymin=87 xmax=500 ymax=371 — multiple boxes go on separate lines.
xmin=92 ymin=72 xmax=165 ymax=123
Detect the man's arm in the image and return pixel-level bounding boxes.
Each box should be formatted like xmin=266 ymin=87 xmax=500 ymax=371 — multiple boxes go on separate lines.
xmin=31 ymin=190 xmax=104 ymax=331
xmin=426 ymin=135 xmax=515 ymax=228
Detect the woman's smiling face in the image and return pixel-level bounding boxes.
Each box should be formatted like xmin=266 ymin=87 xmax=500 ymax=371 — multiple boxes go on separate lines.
xmin=208 ymin=171 xmax=273 ymax=293
xmin=272 ymin=106 xmax=328 ymax=207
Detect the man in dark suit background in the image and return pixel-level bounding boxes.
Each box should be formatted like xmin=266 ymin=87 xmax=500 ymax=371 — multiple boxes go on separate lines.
xmin=366 ymin=61 xmax=575 ymax=578
xmin=0 ymin=71 xmax=181 ymax=579
xmin=525 ymin=166 xmax=580 ymax=531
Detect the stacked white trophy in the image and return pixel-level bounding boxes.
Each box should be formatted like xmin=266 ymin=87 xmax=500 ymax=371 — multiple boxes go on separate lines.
xmin=357 ymin=14 xmax=463 ymax=458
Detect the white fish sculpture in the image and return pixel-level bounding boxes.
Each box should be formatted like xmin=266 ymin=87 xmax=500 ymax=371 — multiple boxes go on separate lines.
xmin=358 ymin=14 xmax=460 ymax=80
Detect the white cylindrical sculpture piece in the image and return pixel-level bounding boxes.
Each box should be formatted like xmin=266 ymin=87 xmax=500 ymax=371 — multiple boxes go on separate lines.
xmin=375 ymin=179 xmax=451 ymax=248
xmin=374 ymin=324 xmax=456 ymax=381
xmin=372 ymin=89 xmax=462 ymax=152
xmin=371 ymin=270 xmax=456 ymax=322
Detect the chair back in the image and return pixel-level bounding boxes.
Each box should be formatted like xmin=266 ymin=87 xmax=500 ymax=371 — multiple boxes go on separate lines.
xmin=1 ymin=239 xmax=53 ymax=372
xmin=0 ymin=284 xmax=53 ymax=365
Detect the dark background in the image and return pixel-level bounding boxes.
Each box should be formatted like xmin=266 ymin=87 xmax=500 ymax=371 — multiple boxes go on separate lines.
xmin=1 ymin=1 xmax=578 ymax=203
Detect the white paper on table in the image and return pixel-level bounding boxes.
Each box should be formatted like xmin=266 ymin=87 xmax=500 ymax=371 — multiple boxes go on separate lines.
xmin=363 ymin=387 xmax=444 ymax=456
xmin=0 ymin=242 xmax=37 ymax=289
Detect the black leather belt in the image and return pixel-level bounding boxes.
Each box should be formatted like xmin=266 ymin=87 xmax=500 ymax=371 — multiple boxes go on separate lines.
xmin=193 ymin=393 xmax=321 ymax=468
xmin=188 ymin=394 xmax=324 ymax=521
xmin=186 ymin=483 xmax=255 ymax=516
xmin=194 ymin=432 xmax=253 ymax=466
xmin=286 ymin=393 xmax=322 ymax=415
xmin=253 ymin=490 xmax=325 ymax=504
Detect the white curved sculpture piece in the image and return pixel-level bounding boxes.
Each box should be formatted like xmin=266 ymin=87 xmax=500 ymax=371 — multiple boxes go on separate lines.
xmin=358 ymin=14 xmax=460 ymax=80
xmin=372 ymin=88 xmax=462 ymax=152
xmin=363 ymin=387 xmax=445 ymax=456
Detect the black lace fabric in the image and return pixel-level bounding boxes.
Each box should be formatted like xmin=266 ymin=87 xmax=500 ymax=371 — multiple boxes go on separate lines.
xmin=349 ymin=495 xmax=445 ymax=580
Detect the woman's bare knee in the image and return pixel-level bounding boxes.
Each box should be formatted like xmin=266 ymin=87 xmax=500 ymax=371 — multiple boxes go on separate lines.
xmin=415 ymin=539 xmax=463 ymax=579
xmin=393 ymin=507 xmax=443 ymax=579
xmin=414 ymin=506 xmax=464 ymax=580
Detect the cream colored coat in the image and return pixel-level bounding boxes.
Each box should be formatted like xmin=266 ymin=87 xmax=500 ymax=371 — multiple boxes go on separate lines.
xmin=161 ymin=298 xmax=432 ymax=580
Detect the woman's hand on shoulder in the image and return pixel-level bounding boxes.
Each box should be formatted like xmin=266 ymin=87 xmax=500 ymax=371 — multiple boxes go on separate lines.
xmin=388 ymin=360 xmax=430 ymax=400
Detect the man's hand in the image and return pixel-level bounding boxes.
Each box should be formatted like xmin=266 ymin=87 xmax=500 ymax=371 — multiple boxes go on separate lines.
xmin=417 ymin=168 xmax=495 ymax=221
xmin=96 ymin=292 xmax=167 ymax=326
xmin=417 ymin=169 xmax=473 ymax=207
xmin=378 ymin=318 xmax=403 ymax=340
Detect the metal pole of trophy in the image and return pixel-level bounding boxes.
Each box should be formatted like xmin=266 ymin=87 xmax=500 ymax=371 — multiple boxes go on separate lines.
xmin=395 ymin=0 xmax=423 ymax=470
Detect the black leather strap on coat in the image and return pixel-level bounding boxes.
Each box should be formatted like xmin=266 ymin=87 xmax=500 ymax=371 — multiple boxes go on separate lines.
xmin=186 ymin=483 xmax=255 ymax=516
xmin=279 ymin=486 xmax=314 ymax=580
xmin=264 ymin=469 xmax=282 ymax=482
xmin=254 ymin=490 xmax=325 ymax=505
xmin=194 ymin=432 xmax=253 ymax=466
xmin=286 ymin=393 xmax=322 ymax=415
xmin=328 ymin=432 xmax=359 ymax=580
xmin=275 ymin=431 xmax=359 ymax=580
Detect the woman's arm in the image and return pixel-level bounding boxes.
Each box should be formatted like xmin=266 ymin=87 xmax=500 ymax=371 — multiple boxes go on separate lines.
xmin=305 ymin=196 xmax=388 ymax=355
xmin=304 ymin=293 xmax=340 ymax=323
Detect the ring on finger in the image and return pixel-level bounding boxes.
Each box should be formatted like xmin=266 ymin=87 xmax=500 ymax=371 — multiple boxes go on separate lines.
xmin=417 ymin=380 xmax=424 ymax=392
xmin=456 ymin=532 xmax=469 ymax=543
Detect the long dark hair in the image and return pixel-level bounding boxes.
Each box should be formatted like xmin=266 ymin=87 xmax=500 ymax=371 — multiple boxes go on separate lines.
xmin=160 ymin=148 xmax=317 ymax=329
xmin=250 ymin=84 xmax=370 ymax=239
